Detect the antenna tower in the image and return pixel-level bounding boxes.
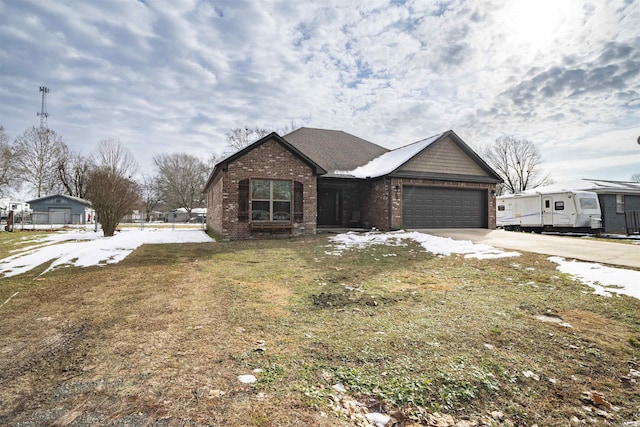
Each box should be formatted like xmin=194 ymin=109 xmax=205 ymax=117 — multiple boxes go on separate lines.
xmin=37 ymin=86 xmax=50 ymax=129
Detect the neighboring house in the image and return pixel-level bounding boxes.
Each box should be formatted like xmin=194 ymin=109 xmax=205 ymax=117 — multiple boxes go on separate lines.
xmin=167 ymin=208 xmax=190 ymax=223
xmin=27 ymin=194 xmax=93 ymax=225
xmin=166 ymin=207 xmax=207 ymax=223
xmin=525 ymin=179 xmax=640 ymax=234
xmin=190 ymin=207 xmax=207 ymax=223
xmin=204 ymin=128 xmax=503 ymax=240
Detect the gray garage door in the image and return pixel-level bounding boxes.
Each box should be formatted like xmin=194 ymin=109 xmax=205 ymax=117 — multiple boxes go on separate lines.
xmin=402 ymin=186 xmax=487 ymax=228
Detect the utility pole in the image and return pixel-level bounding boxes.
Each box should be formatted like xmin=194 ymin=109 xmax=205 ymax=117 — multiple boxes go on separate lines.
xmin=37 ymin=86 xmax=49 ymax=129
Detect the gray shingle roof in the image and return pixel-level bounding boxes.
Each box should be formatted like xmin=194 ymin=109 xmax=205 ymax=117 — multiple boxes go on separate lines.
xmin=283 ymin=127 xmax=388 ymax=177
xmin=27 ymin=194 xmax=91 ymax=205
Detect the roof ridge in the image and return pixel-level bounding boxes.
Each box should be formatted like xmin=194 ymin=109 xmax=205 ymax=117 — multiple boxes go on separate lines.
xmin=386 ymin=131 xmax=447 ymax=152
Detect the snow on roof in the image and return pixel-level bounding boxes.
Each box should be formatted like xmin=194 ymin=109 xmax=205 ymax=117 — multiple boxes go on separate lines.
xmin=524 ymin=179 xmax=640 ymax=194
xmin=171 ymin=207 xmax=206 ymax=213
xmin=334 ymin=132 xmax=444 ymax=179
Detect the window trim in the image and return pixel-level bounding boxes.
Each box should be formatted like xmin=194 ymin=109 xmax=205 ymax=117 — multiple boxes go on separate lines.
xmin=250 ymin=179 xmax=292 ymax=222
xmin=554 ymin=201 xmax=565 ymax=211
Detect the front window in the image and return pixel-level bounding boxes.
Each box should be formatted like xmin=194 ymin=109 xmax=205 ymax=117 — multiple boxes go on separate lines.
xmin=251 ymin=179 xmax=291 ymax=221
xmin=579 ymin=198 xmax=598 ymax=210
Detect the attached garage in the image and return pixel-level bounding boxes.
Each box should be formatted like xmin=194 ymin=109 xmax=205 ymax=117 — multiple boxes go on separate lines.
xmin=402 ymin=186 xmax=487 ymax=228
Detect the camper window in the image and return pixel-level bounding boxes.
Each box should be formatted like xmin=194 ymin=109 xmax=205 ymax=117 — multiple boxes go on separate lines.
xmin=579 ymin=198 xmax=598 ymax=210
xmin=545 ymin=200 xmax=550 ymax=209
xmin=554 ymin=201 xmax=565 ymax=211
xmin=498 ymin=205 xmax=505 ymax=211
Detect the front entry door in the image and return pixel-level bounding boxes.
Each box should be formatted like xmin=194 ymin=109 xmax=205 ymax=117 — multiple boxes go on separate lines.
xmin=318 ymin=188 xmax=341 ymax=226
xmin=542 ymin=196 xmax=553 ymax=226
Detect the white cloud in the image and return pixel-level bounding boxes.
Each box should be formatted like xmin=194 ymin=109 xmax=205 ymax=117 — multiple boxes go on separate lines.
xmin=0 ymin=0 xmax=638 ymax=190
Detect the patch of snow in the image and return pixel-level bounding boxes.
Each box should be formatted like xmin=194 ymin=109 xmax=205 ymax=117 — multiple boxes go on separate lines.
xmin=328 ymin=231 xmax=520 ymax=259
xmin=549 ymin=256 xmax=640 ymax=299
xmin=238 ymin=374 xmax=257 ymax=384
xmin=0 ymin=228 xmax=213 ymax=278
xmin=365 ymin=413 xmax=391 ymax=426
xmin=534 ymin=314 xmax=573 ymax=328
xmin=332 ymin=383 xmax=347 ymax=393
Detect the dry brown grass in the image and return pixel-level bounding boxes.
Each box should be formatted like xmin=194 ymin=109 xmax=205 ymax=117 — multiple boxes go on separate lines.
xmin=0 ymin=233 xmax=639 ymax=426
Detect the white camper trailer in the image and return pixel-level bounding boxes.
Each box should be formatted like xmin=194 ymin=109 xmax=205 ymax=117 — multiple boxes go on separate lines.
xmin=497 ymin=190 xmax=602 ymax=232
xmin=0 ymin=199 xmax=31 ymax=219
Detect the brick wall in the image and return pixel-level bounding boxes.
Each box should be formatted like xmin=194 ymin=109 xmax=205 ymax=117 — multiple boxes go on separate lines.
xmin=361 ymin=179 xmax=390 ymax=230
xmin=206 ymin=137 xmax=318 ymax=240
xmin=206 ymin=177 xmax=223 ymax=235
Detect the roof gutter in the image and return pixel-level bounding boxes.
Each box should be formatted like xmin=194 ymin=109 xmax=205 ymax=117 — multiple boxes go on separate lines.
xmin=387 ymin=178 xmax=393 ymax=231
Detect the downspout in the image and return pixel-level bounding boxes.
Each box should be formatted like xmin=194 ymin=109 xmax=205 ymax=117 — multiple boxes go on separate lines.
xmin=387 ymin=178 xmax=393 ymax=231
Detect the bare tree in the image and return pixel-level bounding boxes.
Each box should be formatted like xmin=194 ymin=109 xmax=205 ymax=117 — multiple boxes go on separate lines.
xmin=12 ymin=126 xmax=66 ymax=197
xmin=153 ymin=153 xmax=209 ymax=217
xmin=86 ymin=168 xmax=140 ymax=237
xmin=57 ymin=146 xmax=92 ymax=199
xmin=0 ymin=126 xmax=14 ymax=196
xmin=225 ymin=126 xmax=272 ymax=152
xmin=225 ymin=123 xmax=298 ymax=152
xmin=278 ymin=121 xmax=297 ymax=136
xmin=94 ymin=137 xmax=139 ymax=178
xmin=85 ymin=140 xmax=140 ymax=237
xmin=208 ymin=152 xmax=223 ymax=169
xmin=631 ymin=173 xmax=640 ymax=183
xmin=482 ymin=135 xmax=552 ymax=195
xmin=139 ymin=173 xmax=162 ymax=221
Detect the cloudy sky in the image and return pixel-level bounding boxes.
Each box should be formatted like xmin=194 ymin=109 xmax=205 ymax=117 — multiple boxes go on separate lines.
xmin=1 ymin=0 xmax=639 ymax=185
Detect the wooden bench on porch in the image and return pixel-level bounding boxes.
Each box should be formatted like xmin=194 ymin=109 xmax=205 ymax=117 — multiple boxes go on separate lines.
xmin=250 ymin=222 xmax=293 ymax=231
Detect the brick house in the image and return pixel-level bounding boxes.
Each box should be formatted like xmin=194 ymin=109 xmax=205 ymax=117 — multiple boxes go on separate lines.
xmin=205 ymin=128 xmax=503 ymax=240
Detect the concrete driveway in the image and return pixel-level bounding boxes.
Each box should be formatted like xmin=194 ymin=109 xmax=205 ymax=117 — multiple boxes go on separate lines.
xmin=422 ymin=229 xmax=640 ymax=269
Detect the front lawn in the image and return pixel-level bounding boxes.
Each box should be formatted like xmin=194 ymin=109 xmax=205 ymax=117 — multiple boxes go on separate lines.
xmin=0 ymin=233 xmax=638 ymax=426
